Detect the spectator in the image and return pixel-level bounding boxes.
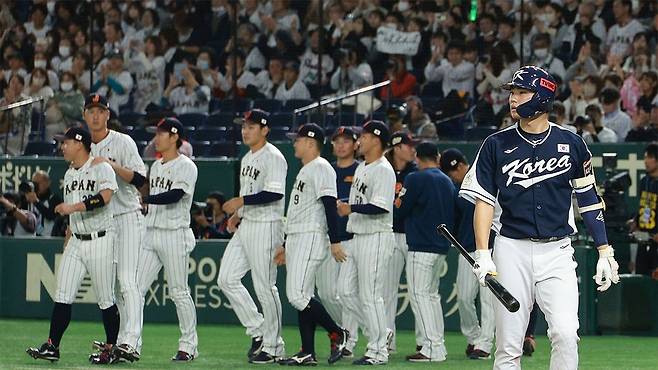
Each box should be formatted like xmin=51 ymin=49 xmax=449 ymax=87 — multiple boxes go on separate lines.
xmin=496 ymin=16 xmax=518 ymax=47
xmin=330 ymin=43 xmax=373 ymax=95
xmin=103 ymin=21 xmax=127 ymax=55
xmin=476 ymin=42 xmax=515 ymax=120
xmin=122 ymin=1 xmax=144 ymax=40
xmin=0 ymin=74 xmax=29 ymax=155
xmin=51 ymin=36 xmax=74 ymax=73
xmin=606 ymin=0 xmax=645 ymax=58
xmin=24 ymin=4 xmax=50 ymax=40
xmin=529 ymin=33 xmax=566 ymax=81
xmin=621 ymin=47 xmax=651 ymax=116
xmin=0 ymin=191 xmax=37 ymax=236
xmin=299 ymin=27 xmax=335 ymax=87
xmin=133 ymin=8 xmax=160 ymax=41
xmin=163 ymin=65 xmax=210 ymax=115
xmin=424 ymin=41 xmax=475 ymax=98
xmin=601 ymin=87 xmax=632 ymax=141
xmin=44 ymin=71 xmax=85 ymax=139
xmin=405 ymin=96 xmax=436 ymax=140
xmin=261 ymin=0 xmax=301 ymax=48
xmin=637 ymin=71 xmax=658 ymax=108
xmin=254 ymin=57 xmax=284 ymax=99
xmin=568 ymin=2 xmax=606 ymax=63
xmin=25 ymin=171 xmax=63 ymax=236
xmin=191 ymin=192 xmax=232 ymax=239
xmin=128 ymin=35 xmax=166 ymax=113
xmin=552 ymin=101 xmax=576 ymax=133
xmin=275 ymin=60 xmax=311 ymax=100
xmin=92 ymin=49 xmax=134 ymax=113
xmin=224 ymin=23 xmax=266 ymax=72
xmin=630 ymin=142 xmax=658 ymax=277
xmin=218 ymin=51 xmax=258 ymax=98
xmin=565 ymin=41 xmax=599 ymax=84
xmin=582 ymin=105 xmax=618 ymax=143
xmin=70 ymin=51 xmax=92 ymax=94
xmin=474 ymin=13 xmax=497 ymax=54
xmin=386 ymin=104 xmax=407 ymax=134
xmin=23 ymin=67 xmax=54 ymax=110
xmin=563 ymin=74 xmax=603 ymax=121
xmin=196 ymin=48 xmax=221 ymax=95
xmin=32 ymin=51 xmax=60 ymax=91
xmin=626 ymin=99 xmax=658 ymax=142
xmin=2 ymin=52 xmax=28 ymax=82
xmin=239 ymin=0 xmax=266 ymax=31
xmin=535 ymin=3 xmax=571 ymax=59
xmin=561 ymin=0 xmax=580 ymax=25
xmin=73 ymin=29 xmax=89 ymax=55
xmin=381 ymin=55 xmax=417 ymax=100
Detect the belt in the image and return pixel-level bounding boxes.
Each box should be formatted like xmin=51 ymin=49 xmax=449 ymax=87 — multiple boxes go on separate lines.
xmin=74 ymin=230 xmax=107 ymax=241
xmin=528 ymin=235 xmax=568 ymax=243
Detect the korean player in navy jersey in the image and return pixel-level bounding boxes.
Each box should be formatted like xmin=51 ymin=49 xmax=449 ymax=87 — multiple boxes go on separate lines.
xmin=459 ymin=66 xmax=620 ymax=370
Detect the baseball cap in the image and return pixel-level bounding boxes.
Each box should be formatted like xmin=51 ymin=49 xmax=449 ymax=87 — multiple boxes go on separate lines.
xmin=439 ymin=148 xmax=467 ymax=171
xmin=59 ymin=126 xmax=92 ymax=150
xmin=156 ymin=117 xmax=185 ymax=138
xmin=416 ymin=142 xmax=439 ymax=160
xmin=287 ymin=123 xmax=325 ymax=144
xmin=84 ymin=93 xmax=110 ymax=110
xmin=390 ymin=131 xmax=419 ymax=147
xmin=241 ymin=109 xmax=270 ymax=126
xmin=362 ymin=120 xmax=389 ymax=147
xmin=332 ymin=126 xmax=358 ymax=141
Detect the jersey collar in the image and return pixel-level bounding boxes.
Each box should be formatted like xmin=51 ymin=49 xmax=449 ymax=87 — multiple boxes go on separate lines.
xmin=91 ymin=129 xmax=115 ymax=149
xmin=514 ymin=122 xmax=553 ymax=147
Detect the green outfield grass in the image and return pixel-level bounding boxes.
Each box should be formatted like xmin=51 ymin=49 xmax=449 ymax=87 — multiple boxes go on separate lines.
xmin=1 ymin=319 xmax=657 ymax=369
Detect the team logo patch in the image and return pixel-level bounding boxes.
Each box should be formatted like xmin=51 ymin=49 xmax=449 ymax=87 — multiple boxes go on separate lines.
xmin=540 ymin=78 xmax=556 ymax=92
xmin=557 ymin=144 xmax=569 ymax=153
xmin=583 ymin=159 xmax=593 ymax=177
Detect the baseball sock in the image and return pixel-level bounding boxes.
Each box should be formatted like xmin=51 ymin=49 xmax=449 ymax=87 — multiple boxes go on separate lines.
xmin=298 ymin=309 xmax=316 ymax=355
xmin=101 ymin=305 xmax=120 ymax=345
xmin=306 ymin=298 xmax=341 ymax=334
xmin=48 ymin=303 xmax=72 ymax=347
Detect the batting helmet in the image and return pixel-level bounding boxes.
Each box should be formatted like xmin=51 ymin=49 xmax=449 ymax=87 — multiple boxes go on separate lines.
xmin=502 ymin=65 xmax=557 ymax=119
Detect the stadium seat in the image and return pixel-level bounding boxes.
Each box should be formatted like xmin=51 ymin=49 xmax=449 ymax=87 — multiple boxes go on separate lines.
xmin=209 ymin=141 xmax=238 ymax=157
xmin=207 ymin=112 xmax=238 ymax=128
xmin=191 ymin=140 xmax=211 ymax=157
xmin=23 ymin=140 xmax=57 ymax=156
xmin=193 ymin=127 xmax=229 ymax=142
xmin=269 ymin=113 xmax=294 ymax=127
xmin=465 ymin=126 xmax=498 ymax=141
xmin=119 ymin=112 xmax=146 ymax=126
xmin=282 ymin=99 xmax=313 ymax=112
xmin=220 ymin=99 xmax=250 ymax=114
xmin=252 ymin=99 xmax=283 ymax=113
xmin=177 ymin=113 xmax=208 ymax=128
xmin=269 ymin=126 xmax=290 ymax=141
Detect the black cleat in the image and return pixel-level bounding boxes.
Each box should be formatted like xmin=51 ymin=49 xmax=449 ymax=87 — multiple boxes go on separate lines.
xmin=278 ymin=352 xmax=318 ymax=366
xmin=406 ymin=352 xmax=431 ymax=362
xmin=341 ymin=348 xmax=353 ymax=358
xmin=328 ymin=328 xmax=349 ymax=364
xmin=415 ymin=345 xmax=422 ymax=352
xmin=89 ymin=348 xmax=115 ymax=364
xmin=113 ymin=343 xmax=140 ymax=362
xmin=172 ymin=350 xmax=195 ymax=362
xmin=26 ymin=341 xmax=60 ymax=362
xmin=468 ymin=349 xmax=491 ymax=360
xmin=248 ymin=336 xmax=264 ymax=359
xmin=353 ymin=356 xmax=387 ymax=365
xmin=250 ymin=351 xmax=279 ymax=364
xmin=465 ymin=343 xmax=475 ymax=356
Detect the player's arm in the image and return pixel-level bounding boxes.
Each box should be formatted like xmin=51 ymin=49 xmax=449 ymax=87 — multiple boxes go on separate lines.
xmin=55 ymin=189 xmax=114 ymax=216
xmin=394 ymin=174 xmax=419 ymax=219
xmin=224 ymin=156 xmax=287 ymax=214
xmin=142 ymin=189 xmax=185 ymax=204
xmin=473 ymin=199 xmax=494 ymax=251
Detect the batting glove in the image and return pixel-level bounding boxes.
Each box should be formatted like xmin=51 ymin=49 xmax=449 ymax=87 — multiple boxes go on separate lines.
xmin=473 ymin=249 xmax=497 ymax=287
xmin=594 ymin=245 xmax=620 ymax=292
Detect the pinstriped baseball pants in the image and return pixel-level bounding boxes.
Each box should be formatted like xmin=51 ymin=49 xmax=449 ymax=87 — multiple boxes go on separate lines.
xmin=285 ymin=232 xmax=327 ymax=311
xmin=456 ymin=252 xmax=495 ymax=353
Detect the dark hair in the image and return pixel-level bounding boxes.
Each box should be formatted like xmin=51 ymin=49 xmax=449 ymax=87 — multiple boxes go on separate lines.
xmin=618 ymin=0 xmax=633 ymax=13
xmin=446 ymin=41 xmax=465 ymax=53
xmin=144 ymin=8 xmax=160 ymax=27
xmin=600 ymin=87 xmax=621 ymax=104
xmin=32 ymin=4 xmax=48 ymax=16
xmin=646 ymin=142 xmax=658 ymax=159
xmin=585 ymin=104 xmax=602 ymax=121
xmin=30 ymin=67 xmax=50 ymax=86
xmin=207 ymin=191 xmax=226 ymax=205
xmin=145 ymin=35 xmax=162 ymax=55
xmin=498 ymin=40 xmax=519 ymax=64
xmin=603 ymin=73 xmax=623 ymax=89
xmin=546 ymin=2 xmax=563 ymax=15
xmin=533 ymin=32 xmax=551 ymax=46
xmin=60 ymin=71 xmax=78 ymax=89
xmin=553 ymin=101 xmax=566 ymax=117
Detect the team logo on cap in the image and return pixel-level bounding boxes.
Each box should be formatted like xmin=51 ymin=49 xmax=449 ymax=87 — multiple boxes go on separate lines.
xmin=374 ymin=129 xmax=381 ymax=136
xmin=92 ymin=94 xmax=100 ymax=103
xmin=308 ymin=131 xmax=315 ymax=137
xmin=392 ymin=137 xmax=402 ymax=145
xmin=75 ymin=134 xmax=82 ymax=141
xmin=171 ymin=127 xmax=178 ymax=134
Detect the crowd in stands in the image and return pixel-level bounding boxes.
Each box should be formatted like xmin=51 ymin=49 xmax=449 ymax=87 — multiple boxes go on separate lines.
xmin=1 ymin=0 xmax=658 ymax=157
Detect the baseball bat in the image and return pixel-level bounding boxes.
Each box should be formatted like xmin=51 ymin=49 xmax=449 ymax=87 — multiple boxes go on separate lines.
xmin=437 ymin=224 xmax=520 ymax=313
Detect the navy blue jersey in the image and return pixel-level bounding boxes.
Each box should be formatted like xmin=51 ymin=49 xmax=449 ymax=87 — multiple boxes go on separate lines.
xmin=460 ymin=123 xmax=591 ymax=240
xmin=393 ymin=161 xmax=418 ymax=233
xmin=637 ymin=174 xmax=658 ymax=233
xmin=333 ymin=160 xmax=360 ymax=241
xmin=453 ymin=181 xmax=476 ymax=252
xmin=395 ymin=167 xmax=455 ymax=254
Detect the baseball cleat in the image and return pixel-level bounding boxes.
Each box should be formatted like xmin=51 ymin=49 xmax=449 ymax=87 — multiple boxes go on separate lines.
xmin=250 ymin=351 xmax=279 ymax=364
xmin=385 ymin=329 xmax=394 ymax=352
xmin=328 ymin=328 xmax=349 ymax=364
xmin=341 ymin=348 xmax=354 ymax=358
xmin=278 ymin=352 xmax=318 ymax=366
xmin=352 ymin=356 xmax=387 ymax=365
xmin=415 ymin=345 xmax=422 ymax=352
xmin=523 ymin=335 xmax=536 ymax=356
xmin=465 ymin=343 xmax=475 ymax=356
xmin=113 ymin=343 xmax=140 ymax=362
xmin=89 ymin=348 xmax=115 ymax=364
xmin=248 ymin=336 xmax=264 ymax=359
xmin=468 ymin=349 xmax=491 ymax=360
xmin=406 ymin=352 xmax=431 ymax=362
xmin=172 ymin=350 xmax=195 ymax=362
xmin=26 ymin=341 xmax=60 ymax=362
xmin=92 ymin=340 xmax=106 ymax=352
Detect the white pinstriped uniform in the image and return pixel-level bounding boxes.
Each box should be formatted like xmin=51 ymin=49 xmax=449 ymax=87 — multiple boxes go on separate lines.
xmin=385 ymin=232 xmax=408 ymax=351
xmin=284 ymin=157 xmax=337 ymax=311
xmin=456 ymin=252 xmax=495 ymax=353
xmin=338 ymin=157 xmax=396 ymax=362
xmin=91 ymin=130 xmax=146 ymax=344
xmin=54 ymin=158 xmax=117 ymax=310
xmin=217 ymin=142 xmax=287 ymax=357
xmin=124 ymin=155 xmax=198 ymax=356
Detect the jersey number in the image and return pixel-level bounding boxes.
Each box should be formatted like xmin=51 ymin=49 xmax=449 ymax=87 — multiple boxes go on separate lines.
xmin=293 ymin=194 xmax=299 ymax=205
xmin=354 ymin=195 xmax=363 ymax=205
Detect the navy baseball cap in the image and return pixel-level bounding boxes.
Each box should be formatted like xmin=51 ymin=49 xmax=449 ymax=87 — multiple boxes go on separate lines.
xmin=242 ymin=109 xmax=270 ymax=126
xmin=287 ymin=123 xmax=325 ymax=144
xmin=439 ymin=148 xmax=467 ymax=171
xmin=84 ymin=93 xmax=110 ymax=110
xmin=156 ymin=117 xmax=185 ymax=138
xmin=362 ymin=120 xmax=389 ymax=147
xmin=390 ymin=131 xmax=419 ymax=147
xmin=60 ymin=126 xmax=92 ymax=150
xmin=332 ymin=126 xmax=358 ymax=141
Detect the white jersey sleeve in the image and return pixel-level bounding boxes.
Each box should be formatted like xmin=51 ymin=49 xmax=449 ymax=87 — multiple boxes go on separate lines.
xmin=145 ymin=155 xmax=198 ymax=229
xmin=65 ymin=158 xmax=117 ymax=234
xmin=239 ymin=142 xmax=287 ymax=222
xmin=286 ymin=157 xmax=337 ymax=235
xmin=346 ymin=157 xmax=395 ymax=234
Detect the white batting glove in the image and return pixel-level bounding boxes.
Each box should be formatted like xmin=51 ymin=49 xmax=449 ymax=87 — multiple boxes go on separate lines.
xmin=473 ymin=249 xmax=497 ymax=287
xmin=594 ymin=245 xmax=620 ymax=292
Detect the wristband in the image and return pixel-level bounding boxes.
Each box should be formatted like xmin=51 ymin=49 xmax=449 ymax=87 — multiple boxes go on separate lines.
xmin=83 ymin=193 xmax=106 ymax=211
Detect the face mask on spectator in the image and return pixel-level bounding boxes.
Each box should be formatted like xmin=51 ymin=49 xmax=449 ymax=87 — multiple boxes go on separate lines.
xmin=583 ymin=84 xmax=596 ymax=98
xmin=32 ymin=77 xmax=45 ymax=87
xmin=61 ymin=81 xmax=73 ymax=92
xmin=197 ymin=59 xmax=210 ymax=70
xmin=34 ymin=60 xmax=47 ymax=69
xmin=59 ymin=46 xmax=70 ymax=58
xmin=534 ymin=48 xmax=549 ymax=59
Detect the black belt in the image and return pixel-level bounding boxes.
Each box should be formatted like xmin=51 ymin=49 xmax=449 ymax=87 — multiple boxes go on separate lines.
xmin=528 ymin=235 xmax=568 ymax=243
xmin=74 ymin=230 xmax=106 ymax=240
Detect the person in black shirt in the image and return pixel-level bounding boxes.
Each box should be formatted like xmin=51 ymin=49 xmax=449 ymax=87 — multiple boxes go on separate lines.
xmin=630 ymin=142 xmax=658 ymax=277
xmin=626 ymin=98 xmax=658 ymax=142
xmin=26 ymin=170 xmax=63 ymax=236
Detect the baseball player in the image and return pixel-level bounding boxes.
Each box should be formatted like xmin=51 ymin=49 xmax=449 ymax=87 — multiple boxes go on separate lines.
xmin=83 ymin=94 xmax=147 ymax=360
xmin=316 ymin=126 xmax=360 ymax=357
xmin=114 ymin=118 xmax=199 ymax=362
xmin=273 ymin=124 xmax=349 ymax=366
xmin=440 ymin=148 xmax=495 ymax=360
xmin=217 ymin=109 xmax=287 ymax=364
xmin=395 ymin=142 xmax=454 ymax=362
xmin=384 ymin=131 xmax=418 ymax=352
xmin=26 ymin=127 xmax=119 ymax=364
xmin=459 ymin=66 xmax=620 ymax=369
xmin=337 ymin=120 xmax=396 ymax=365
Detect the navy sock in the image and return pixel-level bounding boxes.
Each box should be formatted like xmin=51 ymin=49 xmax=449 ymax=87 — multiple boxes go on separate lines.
xmin=298 ymin=309 xmax=316 ymax=355
xmin=48 ymin=303 xmax=72 ymax=347
xmin=307 ymin=297 xmax=341 ymax=334
xmin=101 ymin=305 xmax=120 ymax=345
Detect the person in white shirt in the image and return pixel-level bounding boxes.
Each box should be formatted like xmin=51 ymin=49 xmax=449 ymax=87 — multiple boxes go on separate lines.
xmin=32 ymin=51 xmax=60 ymax=91
xmin=580 ymin=109 xmax=618 ymax=144
xmin=103 ymin=21 xmax=127 ymax=55
xmin=330 ymin=44 xmax=373 ymax=95
xmin=127 ymin=36 xmax=166 ymax=113
xmin=217 ymin=51 xmax=258 ymax=99
xmin=299 ymin=28 xmax=335 ymax=86
xmin=24 ymin=5 xmax=50 ymax=40
xmin=254 ymin=58 xmax=284 ymax=99
xmin=23 ymin=68 xmax=54 ymax=111
xmin=92 ymin=50 xmax=134 ymax=112
xmin=476 ymin=44 xmax=515 ymax=116
xmin=261 ymin=0 xmax=301 ymax=48
xmin=51 ymin=37 xmax=74 ymax=73
xmin=424 ymin=41 xmax=475 ymax=98
xmin=529 ymin=33 xmax=566 ymax=81
xmin=132 ymin=8 xmax=160 ymax=42
xmin=606 ymin=0 xmax=645 ymax=58
xmin=163 ymin=66 xmax=211 ymax=115
xmin=601 ymin=87 xmax=632 ymax=142
xmin=2 ymin=52 xmax=28 ymax=83
xmin=275 ymin=61 xmax=311 ymax=101
xmin=224 ymin=23 xmax=267 ymax=72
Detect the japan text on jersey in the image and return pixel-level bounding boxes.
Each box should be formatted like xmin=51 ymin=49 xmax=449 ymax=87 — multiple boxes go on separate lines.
xmin=286 ymin=157 xmax=337 ymax=235
xmin=460 ymin=123 xmax=592 ymax=240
